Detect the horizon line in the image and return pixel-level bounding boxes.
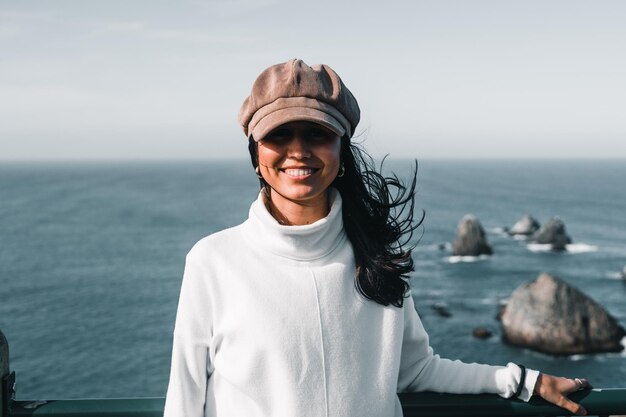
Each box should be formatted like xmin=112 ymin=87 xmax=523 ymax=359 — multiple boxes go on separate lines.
xmin=1 ymin=156 xmax=626 ymax=163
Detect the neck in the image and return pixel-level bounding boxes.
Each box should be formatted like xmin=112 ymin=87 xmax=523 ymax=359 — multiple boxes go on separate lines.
xmin=265 ymin=188 xmax=330 ymax=226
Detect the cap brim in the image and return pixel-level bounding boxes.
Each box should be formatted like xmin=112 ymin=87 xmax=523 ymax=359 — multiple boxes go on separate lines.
xmin=250 ymin=107 xmax=346 ymax=142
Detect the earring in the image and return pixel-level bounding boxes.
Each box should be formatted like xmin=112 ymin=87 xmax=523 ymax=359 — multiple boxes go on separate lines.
xmin=255 ymin=166 xmax=263 ymax=179
xmin=337 ymin=163 xmax=345 ymax=178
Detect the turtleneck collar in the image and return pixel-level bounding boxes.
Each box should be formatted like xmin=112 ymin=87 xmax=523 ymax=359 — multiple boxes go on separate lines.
xmin=242 ymin=188 xmax=346 ymax=261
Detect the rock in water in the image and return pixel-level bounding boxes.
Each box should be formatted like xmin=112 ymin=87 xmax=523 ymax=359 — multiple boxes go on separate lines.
xmin=501 ymin=273 xmax=625 ymax=355
xmin=452 ymin=215 xmax=493 ymax=256
xmin=431 ymin=302 xmax=452 ymax=318
xmin=472 ymin=327 xmax=493 ymax=339
xmin=508 ymin=215 xmax=540 ymax=236
xmin=530 ymin=217 xmax=572 ymax=251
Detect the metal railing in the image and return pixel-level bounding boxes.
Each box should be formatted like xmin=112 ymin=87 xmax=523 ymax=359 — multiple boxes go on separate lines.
xmin=3 ymin=330 xmax=626 ymax=417
xmin=5 ymin=390 xmax=626 ymax=417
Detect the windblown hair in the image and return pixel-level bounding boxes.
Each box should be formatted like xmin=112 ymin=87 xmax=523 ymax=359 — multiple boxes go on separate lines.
xmin=248 ymin=137 xmax=423 ymax=307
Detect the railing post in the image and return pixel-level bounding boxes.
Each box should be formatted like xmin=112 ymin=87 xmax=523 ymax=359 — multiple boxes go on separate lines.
xmin=1 ymin=329 xmax=15 ymax=417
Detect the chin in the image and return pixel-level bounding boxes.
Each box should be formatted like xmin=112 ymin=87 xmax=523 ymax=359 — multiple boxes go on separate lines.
xmin=276 ymin=186 xmax=328 ymax=204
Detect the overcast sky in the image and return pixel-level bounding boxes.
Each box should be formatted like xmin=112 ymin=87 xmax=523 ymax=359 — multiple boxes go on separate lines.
xmin=1 ymin=0 xmax=625 ymax=160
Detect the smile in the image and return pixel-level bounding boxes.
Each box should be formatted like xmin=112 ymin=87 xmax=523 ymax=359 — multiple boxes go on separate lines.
xmin=282 ymin=168 xmax=319 ymax=178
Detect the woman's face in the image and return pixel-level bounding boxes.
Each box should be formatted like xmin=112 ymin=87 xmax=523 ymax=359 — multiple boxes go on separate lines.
xmin=257 ymin=121 xmax=341 ymax=209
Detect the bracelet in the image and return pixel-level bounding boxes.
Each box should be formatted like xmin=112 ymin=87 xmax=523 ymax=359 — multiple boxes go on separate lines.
xmin=513 ymin=364 xmax=527 ymax=399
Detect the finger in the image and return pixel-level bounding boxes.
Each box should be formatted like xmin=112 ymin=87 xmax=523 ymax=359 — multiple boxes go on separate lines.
xmin=557 ymin=396 xmax=587 ymax=416
xmin=570 ymin=378 xmax=592 ymax=392
xmin=561 ymin=378 xmax=580 ymax=394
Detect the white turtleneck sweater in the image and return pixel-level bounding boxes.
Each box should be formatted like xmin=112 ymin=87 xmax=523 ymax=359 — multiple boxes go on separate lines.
xmin=164 ymin=189 xmax=538 ymax=417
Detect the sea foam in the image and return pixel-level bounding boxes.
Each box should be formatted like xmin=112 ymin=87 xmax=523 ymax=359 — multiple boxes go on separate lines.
xmin=526 ymin=243 xmax=598 ymax=253
xmin=447 ymin=254 xmax=491 ymax=263
xmin=605 ymin=271 xmax=624 ymax=280
xmin=526 ymin=243 xmax=553 ymax=252
xmin=566 ymin=243 xmax=598 ymax=253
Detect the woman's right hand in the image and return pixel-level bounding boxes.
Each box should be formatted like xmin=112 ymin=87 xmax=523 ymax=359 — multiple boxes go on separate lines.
xmin=533 ymin=373 xmax=592 ymax=416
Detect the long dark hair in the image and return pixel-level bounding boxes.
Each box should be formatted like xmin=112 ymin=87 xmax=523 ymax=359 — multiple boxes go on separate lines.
xmin=248 ymin=137 xmax=423 ymax=307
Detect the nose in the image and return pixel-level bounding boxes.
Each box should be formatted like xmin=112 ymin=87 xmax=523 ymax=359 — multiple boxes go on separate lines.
xmin=287 ymin=135 xmax=311 ymax=159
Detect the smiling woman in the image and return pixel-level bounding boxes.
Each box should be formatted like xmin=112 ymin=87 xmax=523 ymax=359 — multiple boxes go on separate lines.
xmin=254 ymin=121 xmax=342 ymax=226
xmin=163 ymin=59 xmax=591 ymax=417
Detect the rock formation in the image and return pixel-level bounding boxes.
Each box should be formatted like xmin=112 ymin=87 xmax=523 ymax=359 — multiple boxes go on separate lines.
xmin=452 ymin=215 xmax=493 ymax=256
xmin=500 ymin=273 xmax=625 ymax=355
xmin=530 ymin=217 xmax=572 ymax=251
xmin=508 ymin=215 xmax=541 ymax=236
xmin=472 ymin=327 xmax=493 ymax=339
xmin=431 ymin=302 xmax=452 ymax=318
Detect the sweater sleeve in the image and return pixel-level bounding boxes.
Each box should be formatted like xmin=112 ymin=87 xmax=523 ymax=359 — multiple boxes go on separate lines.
xmin=397 ymin=293 xmax=539 ymax=401
xmin=164 ymin=251 xmax=213 ymax=417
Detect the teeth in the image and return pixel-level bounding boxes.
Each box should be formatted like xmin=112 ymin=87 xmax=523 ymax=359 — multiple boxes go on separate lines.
xmin=285 ymin=168 xmax=314 ymax=177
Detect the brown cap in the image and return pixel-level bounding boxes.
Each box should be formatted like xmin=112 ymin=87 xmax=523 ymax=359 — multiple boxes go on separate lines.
xmin=239 ymin=59 xmax=360 ymax=141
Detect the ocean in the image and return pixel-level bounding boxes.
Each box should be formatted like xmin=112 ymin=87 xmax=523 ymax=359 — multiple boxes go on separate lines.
xmin=1 ymin=159 xmax=625 ymax=399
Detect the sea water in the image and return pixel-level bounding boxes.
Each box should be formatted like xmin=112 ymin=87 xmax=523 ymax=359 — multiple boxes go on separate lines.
xmin=0 ymin=159 xmax=625 ymax=399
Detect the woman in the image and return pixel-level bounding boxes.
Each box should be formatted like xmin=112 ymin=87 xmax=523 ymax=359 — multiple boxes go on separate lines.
xmin=164 ymin=59 xmax=589 ymax=417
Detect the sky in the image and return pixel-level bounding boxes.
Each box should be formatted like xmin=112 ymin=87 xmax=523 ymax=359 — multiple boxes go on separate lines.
xmin=1 ymin=0 xmax=625 ymax=160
